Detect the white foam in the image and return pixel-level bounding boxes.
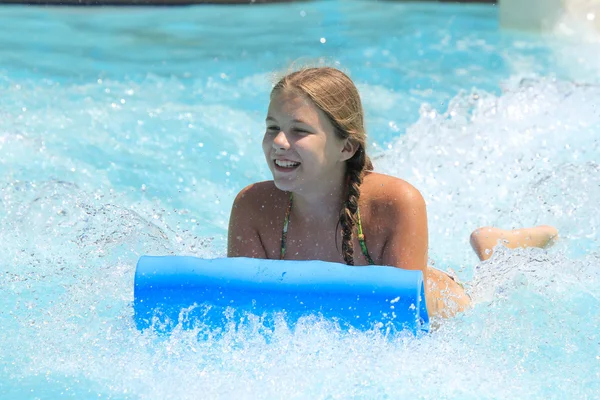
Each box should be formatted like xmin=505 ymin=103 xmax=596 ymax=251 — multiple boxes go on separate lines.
xmin=375 ymin=77 xmax=600 ymax=271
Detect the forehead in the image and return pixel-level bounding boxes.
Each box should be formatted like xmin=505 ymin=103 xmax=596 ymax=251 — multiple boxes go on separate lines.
xmin=267 ymin=89 xmax=329 ymax=127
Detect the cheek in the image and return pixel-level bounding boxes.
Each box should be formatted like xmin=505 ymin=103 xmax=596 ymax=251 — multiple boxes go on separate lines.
xmin=324 ymin=138 xmax=346 ymax=164
xmin=294 ymin=141 xmax=316 ymax=163
xmin=262 ymin=134 xmax=271 ymax=154
xmin=261 ymin=136 xmax=273 ymax=169
xmin=301 ymin=138 xmax=332 ymax=166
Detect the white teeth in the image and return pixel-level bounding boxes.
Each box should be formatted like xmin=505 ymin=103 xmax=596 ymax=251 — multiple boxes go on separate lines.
xmin=275 ymin=160 xmax=300 ymax=168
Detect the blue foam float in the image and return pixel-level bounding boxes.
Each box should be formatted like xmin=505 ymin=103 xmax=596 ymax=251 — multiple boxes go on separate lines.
xmin=134 ymin=256 xmax=429 ymax=334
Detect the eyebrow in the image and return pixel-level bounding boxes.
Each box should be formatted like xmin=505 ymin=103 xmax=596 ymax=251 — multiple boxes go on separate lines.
xmin=265 ymin=116 xmax=311 ymax=125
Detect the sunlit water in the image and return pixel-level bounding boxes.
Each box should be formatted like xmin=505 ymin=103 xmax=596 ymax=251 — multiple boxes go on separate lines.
xmin=1 ymin=1 xmax=599 ymax=398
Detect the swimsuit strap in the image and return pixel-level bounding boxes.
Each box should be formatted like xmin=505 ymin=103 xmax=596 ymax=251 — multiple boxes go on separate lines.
xmin=356 ymin=206 xmax=376 ymax=265
xmin=280 ymin=192 xmax=375 ymax=265
xmin=280 ymin=192 xmax=293 ymax=260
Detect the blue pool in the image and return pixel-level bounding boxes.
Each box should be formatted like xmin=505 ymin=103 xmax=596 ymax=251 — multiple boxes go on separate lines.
xmin=1 ymin=1 xmax=599 ymax=398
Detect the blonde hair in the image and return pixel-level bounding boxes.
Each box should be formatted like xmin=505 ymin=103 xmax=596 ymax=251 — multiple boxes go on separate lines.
xmin=272 ymin=67 xmax=373 ymax=265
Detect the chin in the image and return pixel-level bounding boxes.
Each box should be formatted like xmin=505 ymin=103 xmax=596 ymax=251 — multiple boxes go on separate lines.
xmin=272 ymin=178 xmax=295 ymax=192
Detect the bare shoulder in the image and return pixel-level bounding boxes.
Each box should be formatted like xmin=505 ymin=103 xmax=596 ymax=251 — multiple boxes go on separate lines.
xmin=356 ymin=172 xmax=427 ymax=267
xmin=361 ymin=172 xmax=426 ymax=213
xmin=361 ymin=172 xmax=428 ymax=271
xmin=233 ymin=180 xmax=282 ymax=205
xmin=231 ymin=180 xmax=288 ymax=225
xmin=228 ymin=180 xmax=288 ymax=258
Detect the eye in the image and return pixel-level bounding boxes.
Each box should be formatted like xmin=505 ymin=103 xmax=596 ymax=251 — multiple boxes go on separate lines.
xmin=292 ymin=128 xmax=310 ymax=135
xmin=266 ymin=125 xmax=279 ymax=132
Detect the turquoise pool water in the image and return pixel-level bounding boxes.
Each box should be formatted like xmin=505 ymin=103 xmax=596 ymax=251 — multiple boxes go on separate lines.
xmin=1 ymin=1 xmax=599 ymax=398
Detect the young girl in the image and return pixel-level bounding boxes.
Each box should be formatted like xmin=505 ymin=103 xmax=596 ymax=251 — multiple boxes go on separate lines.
xmin=227 ymin=67 xmax=558 ymax=318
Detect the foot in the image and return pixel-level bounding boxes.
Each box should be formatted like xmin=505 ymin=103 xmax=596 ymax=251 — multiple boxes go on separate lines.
xmin=470 ymin=225 xmax=559 ymax=261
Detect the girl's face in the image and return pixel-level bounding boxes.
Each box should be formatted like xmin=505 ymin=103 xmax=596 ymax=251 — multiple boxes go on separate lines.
xmin=263 ymin=89 xmax=352 ymax=194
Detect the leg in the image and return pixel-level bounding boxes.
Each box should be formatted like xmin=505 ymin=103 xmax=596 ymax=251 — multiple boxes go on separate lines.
xmin=470 ymin=225 xmax=559 ymax=261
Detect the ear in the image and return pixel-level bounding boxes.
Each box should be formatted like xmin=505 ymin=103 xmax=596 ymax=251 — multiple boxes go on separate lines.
xmin=340 ymin=138 xmax=359 ymax=162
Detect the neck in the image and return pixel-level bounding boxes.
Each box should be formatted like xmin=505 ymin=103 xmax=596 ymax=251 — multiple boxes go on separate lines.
xmin=291 ymin=173 xmax=348 ymax=224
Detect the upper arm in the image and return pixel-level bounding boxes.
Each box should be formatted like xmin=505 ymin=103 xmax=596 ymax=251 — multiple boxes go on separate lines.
xmin=380 ymin=182 xmax=429 ymax=279
xmin=227 ymin=185 xmax=268 ymax=259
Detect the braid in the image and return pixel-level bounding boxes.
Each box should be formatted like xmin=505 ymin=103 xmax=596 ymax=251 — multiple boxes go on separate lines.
xmin=339 ymin=146 xmax=372 ymax=265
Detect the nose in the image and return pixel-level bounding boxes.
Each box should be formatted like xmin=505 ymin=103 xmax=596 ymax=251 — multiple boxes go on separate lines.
xmin=272 ymin=130 xmax=290 ymax=150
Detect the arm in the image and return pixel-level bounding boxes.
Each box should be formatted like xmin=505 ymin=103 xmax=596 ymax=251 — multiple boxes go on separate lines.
xmin=227 ymin=185 xmax=268 ymax=258
xmin=380 ymin=182 xmax=429 ymax=282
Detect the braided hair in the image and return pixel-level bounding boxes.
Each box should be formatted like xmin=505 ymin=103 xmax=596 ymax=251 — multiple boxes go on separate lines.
xmin=339 ymin=145 xmax=373 ymax=265
xmin=272 ymin=67 xmax=373 ymax=265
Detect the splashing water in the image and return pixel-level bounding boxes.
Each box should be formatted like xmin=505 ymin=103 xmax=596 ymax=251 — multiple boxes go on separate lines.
xmin=1 ymin=2 xmax=600 ymax=399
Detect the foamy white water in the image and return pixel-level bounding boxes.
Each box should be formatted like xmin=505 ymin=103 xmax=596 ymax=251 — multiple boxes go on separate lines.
xmin=1 ymin=2 xmax=599 ymax=399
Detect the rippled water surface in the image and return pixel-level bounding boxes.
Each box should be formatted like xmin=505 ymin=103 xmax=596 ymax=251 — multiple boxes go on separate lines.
xmin=1 ymin=1 xmax=599 ymax=398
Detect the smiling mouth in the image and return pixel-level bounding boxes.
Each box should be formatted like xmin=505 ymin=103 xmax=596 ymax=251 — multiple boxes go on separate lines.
xmin=274 ymin=159 xmax=301 ymax=170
